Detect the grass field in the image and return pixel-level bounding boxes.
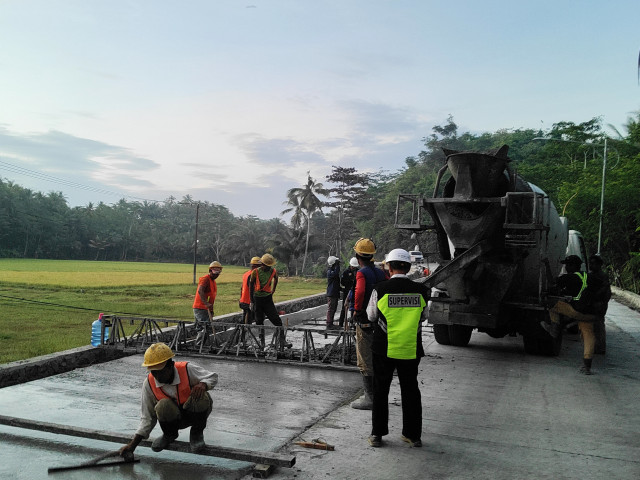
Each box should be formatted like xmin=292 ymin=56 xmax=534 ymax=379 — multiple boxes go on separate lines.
xmin=0 ymin=259 xmax=324 ymax=364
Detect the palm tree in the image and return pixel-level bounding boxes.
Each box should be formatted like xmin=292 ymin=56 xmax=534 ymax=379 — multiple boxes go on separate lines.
xmin=281 ymin=173 xmax=328 ymax=275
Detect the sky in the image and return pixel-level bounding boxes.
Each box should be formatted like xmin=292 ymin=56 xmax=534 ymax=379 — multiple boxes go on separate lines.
xmin=0 ymin=0 xmax=639 ymax=220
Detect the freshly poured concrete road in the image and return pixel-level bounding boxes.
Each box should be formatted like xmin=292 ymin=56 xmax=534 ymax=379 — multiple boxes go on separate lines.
xmin=2 ymin=299 xmax=640 ymax=480
xmin=0 ymin=355 xmax=361 ymax=479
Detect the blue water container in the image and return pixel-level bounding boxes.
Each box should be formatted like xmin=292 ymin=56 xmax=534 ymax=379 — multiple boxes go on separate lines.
xmin=91 ymin=313 xmax=109 ymax=347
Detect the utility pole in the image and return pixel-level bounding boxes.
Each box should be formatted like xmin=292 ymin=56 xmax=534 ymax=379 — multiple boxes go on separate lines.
xmin=193 ymin=203 xmax=200 ymax=285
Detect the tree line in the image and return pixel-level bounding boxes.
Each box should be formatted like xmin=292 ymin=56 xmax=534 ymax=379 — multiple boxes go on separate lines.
xmin=1 ymin=113 xmax=639 ymax=290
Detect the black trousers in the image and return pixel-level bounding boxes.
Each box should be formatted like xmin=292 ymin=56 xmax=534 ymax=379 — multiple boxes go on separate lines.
xmin=253 ymin=295 xmax=283 ymax=326
xmin=371 ymin=352 xmax=422 ymax=440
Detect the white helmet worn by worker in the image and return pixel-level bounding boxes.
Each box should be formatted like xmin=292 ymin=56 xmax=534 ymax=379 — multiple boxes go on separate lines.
xmin=386 ymin=248 xmax=412 ymax=264
xmin=327 ymin=256 xmax=339 ymax=266
xmin=349 ymin=257 xmax=359 ymax=267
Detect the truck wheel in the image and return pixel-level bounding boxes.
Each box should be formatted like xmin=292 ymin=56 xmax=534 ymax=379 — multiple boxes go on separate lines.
xmin=448 ymin=325 xmax=472 ymax=347
xmin=433 ymin=324 xmax=451 ymax=345
xmin=540 ymin=330 xmax=562 ymax=356
xmin=522 ymin=335 xmax=540 ymax=355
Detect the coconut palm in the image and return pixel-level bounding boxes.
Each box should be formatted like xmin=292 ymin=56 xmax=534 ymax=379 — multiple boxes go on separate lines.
xmin=281 ymin=173 xmax=328 ymax=274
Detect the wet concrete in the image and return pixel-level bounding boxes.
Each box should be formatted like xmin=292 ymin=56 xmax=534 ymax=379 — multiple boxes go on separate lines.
xmin=0 ymin=353 xmax=361 ymax=479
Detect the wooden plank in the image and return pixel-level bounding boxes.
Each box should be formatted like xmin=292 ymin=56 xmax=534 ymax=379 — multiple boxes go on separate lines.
xmin=0 ymin=415 xmax=295 ymax=467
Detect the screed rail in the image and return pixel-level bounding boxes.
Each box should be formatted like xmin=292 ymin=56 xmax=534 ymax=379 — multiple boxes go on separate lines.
xmin=99 ymin=315 xmax=357 ymax=367
xmin=0 ymin=415 xmax=295 ymax=467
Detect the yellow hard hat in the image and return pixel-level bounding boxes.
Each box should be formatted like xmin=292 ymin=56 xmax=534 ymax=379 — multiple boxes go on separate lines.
xmin=250 ymin=256 xmax=262 ymax=265
xmin=141 ymin=343 xmax=175 ymax=369
xmin=354 ymin=238 xmax=376 ymax=256
xmin=209 ymin=261 xmax=223 ymax=270
xmin=260 ymin=253 xmax=276 ymax=266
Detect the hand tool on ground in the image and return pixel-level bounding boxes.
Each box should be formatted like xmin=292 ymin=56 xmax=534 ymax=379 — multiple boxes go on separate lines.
xmin=294 ymin=439 xmax=334 ymax=451
xmin=48 ymin=450 xmax=138 ymax=473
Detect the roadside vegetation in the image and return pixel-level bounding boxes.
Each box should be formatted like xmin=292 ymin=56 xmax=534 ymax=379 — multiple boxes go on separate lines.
xmin=1 ymin=114 xmax=638 ymax=291
xmin=0 ymin=259 xmax=324 ymax=364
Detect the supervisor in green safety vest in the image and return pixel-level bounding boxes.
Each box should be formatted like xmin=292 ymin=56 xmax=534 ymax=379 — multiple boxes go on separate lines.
xmin=365 ymin=248 xmax=430 ymax=449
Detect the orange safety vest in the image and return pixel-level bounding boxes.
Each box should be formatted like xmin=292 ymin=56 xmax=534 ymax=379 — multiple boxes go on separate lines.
xmin=148 ymin=361 xmax=192 ymax=406
xmin=240 ymin=269 xmax=252 ymax=304
xmin=193 ymin=275 xmax=217 ymax=309
xmin=253 ymin=267 xmax=276 ymax=294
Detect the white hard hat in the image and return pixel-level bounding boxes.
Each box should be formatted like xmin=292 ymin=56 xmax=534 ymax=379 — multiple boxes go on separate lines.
xmin=386 ymin=248 xmax=411 ymax=263
xmin=349 ymin=257 xmax=359 ymax=267
xmin=327 ymin=256 xmax=339 ymax=266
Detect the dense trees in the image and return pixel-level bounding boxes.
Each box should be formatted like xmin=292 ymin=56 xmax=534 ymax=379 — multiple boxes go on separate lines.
xmin=2 ymin=112 xmax=639 ymax=290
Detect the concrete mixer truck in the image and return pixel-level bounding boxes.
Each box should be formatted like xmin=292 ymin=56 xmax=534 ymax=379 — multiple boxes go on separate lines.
xmin=395 ymin=145 xmax=585 ymax=355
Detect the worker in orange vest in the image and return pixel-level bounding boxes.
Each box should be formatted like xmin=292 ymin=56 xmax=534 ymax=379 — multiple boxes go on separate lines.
xmin=250 ymin=253 xmax=291 ymax=350
xmin=192 ymin=261 xmax=222 ymax=341
xmin=239 ymin=256 xmax=262 ymax=324
xmin=119 ymin=343 xmax=218 ymax=456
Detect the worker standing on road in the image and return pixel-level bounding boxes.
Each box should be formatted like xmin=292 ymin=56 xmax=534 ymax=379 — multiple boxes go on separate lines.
xmin=192 ymin=261 xmax=223 ymax=343
xmin=240 ymin=257 xmax=262 ymax=325
xmin=366 ymin=248 xmax=429 ymax=448
xmin=326 ymin=256 xmax=341 ymax=330
xmin=351 ymin=238 xmax=387 ymax=410
xmin=338 ymin=257 xmax=359 ymax=328
xmin=589 ymin=253 xmax=611 ymax=355
xmin=119 ymin=343 xmax=218 ymax=456
xmin=542 ymin=255 xmax=602 ymax=374
xmin=250 ymin=253 xmax=291 ymax=350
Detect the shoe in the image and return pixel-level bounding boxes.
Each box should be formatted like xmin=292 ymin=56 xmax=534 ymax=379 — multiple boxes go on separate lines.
xmin=580 ymin=358 xmax=593 ymax=375
xmin=190 ymin=429 xmax=206 ymax=453
xmin=540 ymin=321 xmax=559 ymax=338
xmin=401 ymin=435 xmax=422 ymax=448
xmin=368 ymin=435 xmax=382 ymax=447
xmin=151 ymin=434 xmax=178 ymax=452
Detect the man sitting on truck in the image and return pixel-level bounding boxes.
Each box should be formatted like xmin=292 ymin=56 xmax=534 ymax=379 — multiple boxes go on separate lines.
xmin=542 ymin=255 xmax=602 ymax=374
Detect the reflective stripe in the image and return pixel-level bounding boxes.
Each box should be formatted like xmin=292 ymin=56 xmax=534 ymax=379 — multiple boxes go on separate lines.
xmin=573 ymin=272 xmax=588 ymax=301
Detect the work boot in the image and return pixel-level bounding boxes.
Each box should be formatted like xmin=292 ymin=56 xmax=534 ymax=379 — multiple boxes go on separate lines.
xmin=401 ymin=435 xmax=423 ymax=448
xmin=540 ymin=321 xmax=560 ymax=338
xmin=580 ymin=358 xmax=593 ymax=375
xmin=351 ymin=376 xmax=374 ymax=410
xmin=189 ymin=428 xmax=206 ymax=453
xmin=367 ymin=435 xmax=382 ymax=447
xmin=151 ymin=433 xmax=178 ymax=452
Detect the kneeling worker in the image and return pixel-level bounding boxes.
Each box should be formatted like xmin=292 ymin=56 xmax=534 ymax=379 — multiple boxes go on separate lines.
xmin=120 ymin=343 xmax=218 ymax=456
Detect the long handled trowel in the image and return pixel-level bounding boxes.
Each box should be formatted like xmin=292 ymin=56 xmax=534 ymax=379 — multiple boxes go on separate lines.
xmin=48 ymin=449 xmax=138 ymax=473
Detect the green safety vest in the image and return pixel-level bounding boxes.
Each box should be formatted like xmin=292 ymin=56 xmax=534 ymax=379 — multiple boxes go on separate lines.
xmin=377 ymin=293 xmax=426 ymax=359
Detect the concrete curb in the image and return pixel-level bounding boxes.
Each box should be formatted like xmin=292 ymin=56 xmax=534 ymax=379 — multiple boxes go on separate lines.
xmin=0 ymin=293 xmax=328 ymax=389
xmin=0 ymin=345 xmax=131 ymax=389
xmin=612 ymin=286 xmax=640 ymax=311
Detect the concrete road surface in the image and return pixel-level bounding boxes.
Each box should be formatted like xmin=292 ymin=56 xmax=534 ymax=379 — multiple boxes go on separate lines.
xmin=1 ymin=299 xmax=639 ymax=479
xmin=251 ymin=298 xmax=640 ymax=480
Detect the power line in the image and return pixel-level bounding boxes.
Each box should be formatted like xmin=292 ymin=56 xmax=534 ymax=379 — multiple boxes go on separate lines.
xmin=0 ymin=158 xmax=163 ymax=203
xmin=0 ymin=293 xmax=191 ymax=320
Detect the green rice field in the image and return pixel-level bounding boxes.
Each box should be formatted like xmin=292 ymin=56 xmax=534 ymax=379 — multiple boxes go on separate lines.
xmin=0 ymin=259 xmax=324 ymax=364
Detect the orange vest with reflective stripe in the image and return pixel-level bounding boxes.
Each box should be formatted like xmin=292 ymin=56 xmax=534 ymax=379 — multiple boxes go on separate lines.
xmin=148 ymin=361 xmax=192 ymax=406
xmin=240 ymin=270 xmax=252 ymax=304
xmin=253 ymin=267 xmax=276 ymax=294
